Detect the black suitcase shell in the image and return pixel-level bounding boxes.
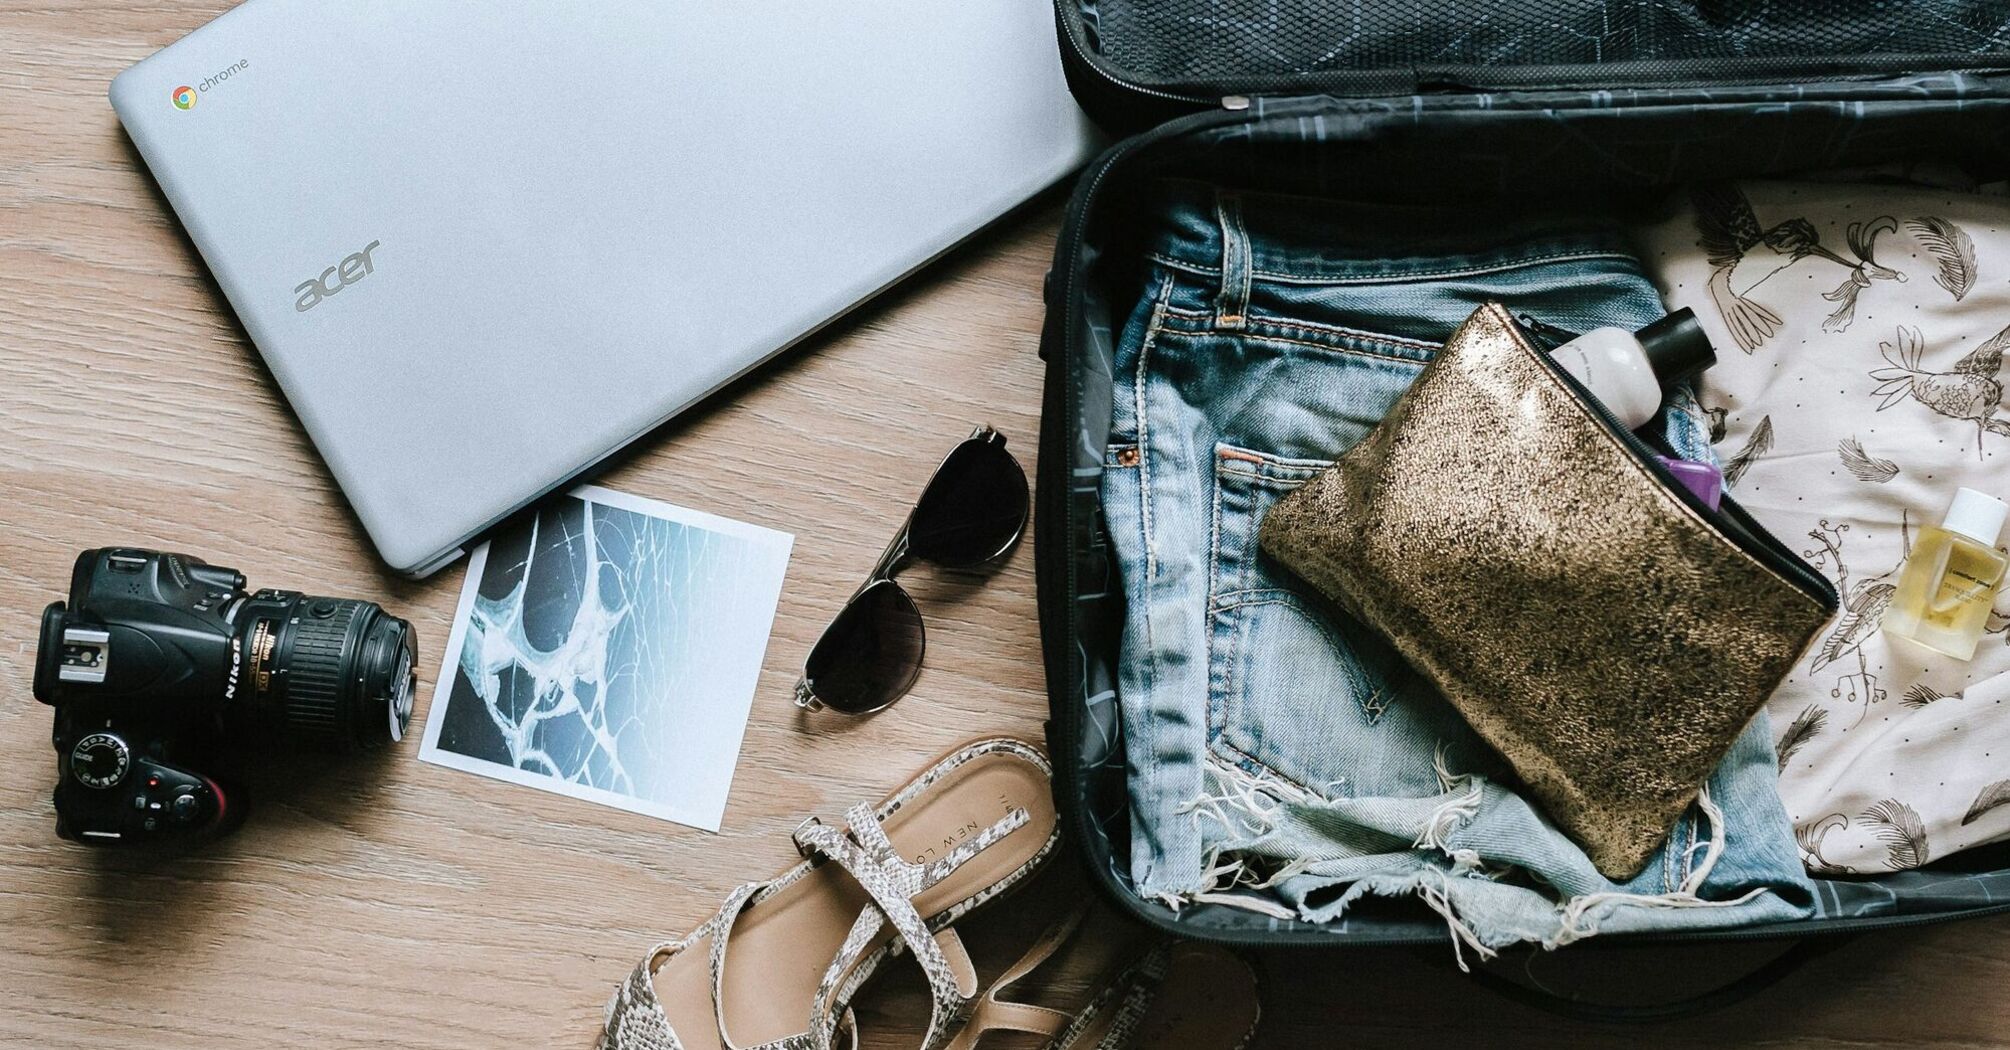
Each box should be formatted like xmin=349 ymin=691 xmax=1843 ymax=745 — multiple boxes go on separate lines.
xmin=1033 ymin=0 xmax=2010 ymax=1016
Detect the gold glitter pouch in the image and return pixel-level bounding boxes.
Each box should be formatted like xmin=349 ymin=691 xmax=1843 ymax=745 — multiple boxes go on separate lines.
xmin=1257 ymin=302 xmax=1838 ymax=879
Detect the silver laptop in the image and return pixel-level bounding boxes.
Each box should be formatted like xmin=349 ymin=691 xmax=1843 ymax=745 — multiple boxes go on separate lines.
xmin=112 ymin=0 xmax=1100 ymax=575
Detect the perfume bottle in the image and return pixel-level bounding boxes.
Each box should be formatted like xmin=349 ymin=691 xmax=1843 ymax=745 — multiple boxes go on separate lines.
xmin=1882 ymin=488 xmax=2010 ymax=661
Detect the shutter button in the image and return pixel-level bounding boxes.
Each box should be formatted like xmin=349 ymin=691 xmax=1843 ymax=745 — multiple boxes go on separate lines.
xmin=171 ymin=794 xmax=201 ymax=822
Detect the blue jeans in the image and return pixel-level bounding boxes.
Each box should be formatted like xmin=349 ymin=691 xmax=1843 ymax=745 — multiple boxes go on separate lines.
xmin=1102 ymin=182 xmax=1813 ymax=951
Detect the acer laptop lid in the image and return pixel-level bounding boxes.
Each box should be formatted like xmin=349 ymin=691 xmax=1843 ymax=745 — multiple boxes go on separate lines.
xmin=111 ymin=0 xmax=1100 ymax=575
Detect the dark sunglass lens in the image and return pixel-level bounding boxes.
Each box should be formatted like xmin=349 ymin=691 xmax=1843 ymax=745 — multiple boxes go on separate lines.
xmin=909 ymin=438 xmax=1028 ymax=567
xmin=803 ymin=581 xmax=925 ymax=714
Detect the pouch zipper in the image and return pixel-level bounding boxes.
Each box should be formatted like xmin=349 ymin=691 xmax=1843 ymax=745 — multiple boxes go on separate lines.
xmin=1515 ymin=313 xmax=1581 ymax=351
xmin=1510 ymin=313 xmax=1837 ymax=609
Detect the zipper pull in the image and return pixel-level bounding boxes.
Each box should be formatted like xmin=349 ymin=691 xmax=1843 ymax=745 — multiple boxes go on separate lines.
xmin=1516 ymin=313 xmax=1580 ymax=351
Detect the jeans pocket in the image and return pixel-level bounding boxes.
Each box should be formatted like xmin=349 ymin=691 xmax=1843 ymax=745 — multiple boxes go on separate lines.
xmin=1207 ymin=444 xmax=1417 ymax=794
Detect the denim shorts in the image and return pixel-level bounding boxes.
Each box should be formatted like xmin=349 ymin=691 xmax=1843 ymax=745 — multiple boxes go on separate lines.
xmin=1102 ymin=181 xmax=1813 ymax=950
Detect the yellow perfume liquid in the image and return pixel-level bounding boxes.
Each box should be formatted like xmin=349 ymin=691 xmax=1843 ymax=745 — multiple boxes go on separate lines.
xmin=1883 ymin=492 xmax=2010 ymax=661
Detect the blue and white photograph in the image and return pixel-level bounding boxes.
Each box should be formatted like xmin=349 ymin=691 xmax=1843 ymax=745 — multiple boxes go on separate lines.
xmin=419 ymin=486 xmax=792 ymax=831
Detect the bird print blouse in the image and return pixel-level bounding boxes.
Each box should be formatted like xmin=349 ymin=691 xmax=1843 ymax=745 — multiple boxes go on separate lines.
xmin=1637 ymin=173 xmax=2010 ymax=874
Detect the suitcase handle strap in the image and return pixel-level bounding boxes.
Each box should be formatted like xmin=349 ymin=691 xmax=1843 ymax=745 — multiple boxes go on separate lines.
xmin=1439 ymin=936 xmax=1855 ymax=1023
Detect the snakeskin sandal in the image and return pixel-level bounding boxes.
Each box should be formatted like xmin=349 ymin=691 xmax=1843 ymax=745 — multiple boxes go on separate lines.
xmin=600 ymin=737 xmax=1059 ymax=1050
xmin=942 ymin=903 xmax=1261 ymax=1050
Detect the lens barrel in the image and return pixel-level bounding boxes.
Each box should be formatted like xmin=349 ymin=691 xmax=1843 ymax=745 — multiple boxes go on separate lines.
xmin=237 ymin=595 xmax=416 ymax=750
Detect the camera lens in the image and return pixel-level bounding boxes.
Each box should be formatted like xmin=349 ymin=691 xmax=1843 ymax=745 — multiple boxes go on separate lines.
xmin=233 ymin=596 xmax=416 ymax=750
xmin=371 ymin=621 xmax=418 ymax=745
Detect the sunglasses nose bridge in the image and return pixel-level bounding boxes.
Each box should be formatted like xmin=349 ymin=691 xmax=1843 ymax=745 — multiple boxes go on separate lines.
xmin=868 ymin=522 xmax=917 ymax=583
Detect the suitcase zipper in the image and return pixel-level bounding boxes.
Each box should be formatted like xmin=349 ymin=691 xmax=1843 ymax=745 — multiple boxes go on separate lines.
xmin=1050 ymin=0 xmax=1215 ymax=110
xmin=1047 ymin=105 xmax=1267 ymax=949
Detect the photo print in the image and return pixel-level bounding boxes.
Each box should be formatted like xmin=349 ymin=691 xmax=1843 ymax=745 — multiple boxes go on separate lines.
xmin=419 ymin=485 xmax=792 ymax=831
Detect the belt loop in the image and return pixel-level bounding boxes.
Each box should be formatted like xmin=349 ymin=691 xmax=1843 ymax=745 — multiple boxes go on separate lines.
xmin=1212 ymin=191 xmax=1251 ymax=331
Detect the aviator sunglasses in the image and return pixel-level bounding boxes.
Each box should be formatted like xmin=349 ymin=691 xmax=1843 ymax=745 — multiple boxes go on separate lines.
xmin=793 ymin=425 xmax=1029 ymax=715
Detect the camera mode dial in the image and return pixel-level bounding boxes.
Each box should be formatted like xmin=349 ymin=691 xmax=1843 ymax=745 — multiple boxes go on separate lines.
xmin=70 ymin=733 xmax=131 ymax=789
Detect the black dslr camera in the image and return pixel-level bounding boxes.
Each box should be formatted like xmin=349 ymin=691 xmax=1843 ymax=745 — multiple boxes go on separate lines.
xmin=33 ymin=549 xmax=417 ymax=846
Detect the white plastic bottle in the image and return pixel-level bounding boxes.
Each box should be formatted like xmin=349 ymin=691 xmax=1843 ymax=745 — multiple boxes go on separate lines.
xmin=1547 ymin=309 xmax=1717 ymax=431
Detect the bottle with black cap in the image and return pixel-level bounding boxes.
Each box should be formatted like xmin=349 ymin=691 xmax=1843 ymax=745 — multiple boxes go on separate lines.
xmin=1548 ymin=308 xmax=1718 ymax=431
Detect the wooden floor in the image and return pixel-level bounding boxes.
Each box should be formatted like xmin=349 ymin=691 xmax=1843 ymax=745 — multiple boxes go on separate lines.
xmin=4 ymin=4 xmax=2009 ymax=1048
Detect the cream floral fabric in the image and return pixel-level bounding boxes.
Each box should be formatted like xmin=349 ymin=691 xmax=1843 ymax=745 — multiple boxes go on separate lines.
xmin=1636 ymin=177 xmax=2010 ymax=874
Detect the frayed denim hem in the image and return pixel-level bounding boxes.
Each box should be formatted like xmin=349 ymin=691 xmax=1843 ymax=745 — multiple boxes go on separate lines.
xmin=1145 ymin=754 xmax=1803 ymax=968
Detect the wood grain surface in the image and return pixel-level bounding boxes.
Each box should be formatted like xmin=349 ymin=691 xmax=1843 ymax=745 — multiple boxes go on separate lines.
xmin=4 ymin=5 xmax=2009 ymax=1048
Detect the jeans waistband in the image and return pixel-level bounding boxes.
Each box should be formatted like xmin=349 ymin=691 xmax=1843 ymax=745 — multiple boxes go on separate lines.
xmin=1145 ymin=179 xmax=1642 ymax=291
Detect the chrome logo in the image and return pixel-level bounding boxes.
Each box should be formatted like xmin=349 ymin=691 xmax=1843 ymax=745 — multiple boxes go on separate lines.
xmin=171 ymin=85 xmax=197 ymax=110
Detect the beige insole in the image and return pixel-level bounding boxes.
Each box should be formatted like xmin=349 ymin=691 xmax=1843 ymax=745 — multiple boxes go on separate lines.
xmin=650 ymin=748 xmax=1056 ymax=1049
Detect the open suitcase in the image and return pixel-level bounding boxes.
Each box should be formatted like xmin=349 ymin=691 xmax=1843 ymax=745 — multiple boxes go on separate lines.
xmin=1033 ymin=0 xmax=2010 ymax=1020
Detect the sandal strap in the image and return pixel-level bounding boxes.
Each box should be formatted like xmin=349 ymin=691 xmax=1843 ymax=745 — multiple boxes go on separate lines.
xmin=942 ymin=905 xmax=1090 ymax=1050
xmin=600 ymin=943 xmax=689 ymax=1050
xmin=704 ymin=882 xmax=767 ymax=1047
xmin=793 ymin=801 xmax=1031 ymax=1050
xmin=598 ymin=938 xmax=866 ymax=1050
xmin=740 ymin=1009 xmax=862 ymax=1050
xmin=610 ymin=798 xmax=1031 ymax=1050
xmin=1052 ymin=945 xmax=1176 ymax=1050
